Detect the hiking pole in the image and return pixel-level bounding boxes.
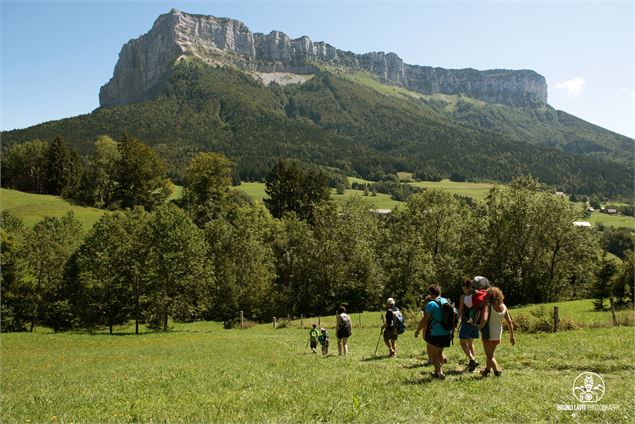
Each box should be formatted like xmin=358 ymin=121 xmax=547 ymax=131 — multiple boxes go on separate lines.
xmin=373 ymin=314 xmax=386 ymax=357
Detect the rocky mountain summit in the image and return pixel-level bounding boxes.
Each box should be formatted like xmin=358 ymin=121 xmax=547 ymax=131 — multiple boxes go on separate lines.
xmin=100 ymin=9 xmax=548 ymax=108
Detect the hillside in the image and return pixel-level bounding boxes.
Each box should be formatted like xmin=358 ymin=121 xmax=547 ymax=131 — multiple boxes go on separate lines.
xmin=2 ymin=62 xmax=632 ymax=198
xmin=328 ymin=67 xmax=633 ymax=166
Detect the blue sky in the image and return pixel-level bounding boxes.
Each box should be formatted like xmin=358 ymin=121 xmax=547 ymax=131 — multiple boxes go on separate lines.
xmin=1 ymin=0 xmax=633 ymax=138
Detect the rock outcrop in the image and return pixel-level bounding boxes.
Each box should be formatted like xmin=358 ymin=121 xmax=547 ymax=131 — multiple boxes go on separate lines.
xmin=100 ymin=9 xmax=548 ymax=108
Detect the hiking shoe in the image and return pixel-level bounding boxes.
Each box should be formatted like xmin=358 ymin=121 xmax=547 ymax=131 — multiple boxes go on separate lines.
xmin=494 ymin=369 xmax=502 ymax=377
xmin=388 ymin=351 xmax=395 ymax=358
xmin=431 ymin=372 xmax=446 ymax=380
xmin=480 ymin=368 xmax=490 ymax=378
xmin=468 ymin=360 xmax=479 ymax=372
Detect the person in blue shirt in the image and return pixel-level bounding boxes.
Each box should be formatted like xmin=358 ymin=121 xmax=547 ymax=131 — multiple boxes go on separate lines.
xmin=415 ymin=284 xmax=452 ymax=379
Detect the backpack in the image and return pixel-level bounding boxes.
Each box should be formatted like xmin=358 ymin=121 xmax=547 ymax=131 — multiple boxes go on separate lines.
xmin=339 ymin=314 xmax=351 ymax=333
xmin=391 ymin=307 xmax=406 ymax=334
xmin=434 ymin=299 xmax=459 ymax=331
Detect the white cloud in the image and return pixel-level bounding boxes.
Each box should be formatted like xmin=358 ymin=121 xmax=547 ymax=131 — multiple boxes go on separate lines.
xmin=555 ymin=76 xmax=586 ymax=99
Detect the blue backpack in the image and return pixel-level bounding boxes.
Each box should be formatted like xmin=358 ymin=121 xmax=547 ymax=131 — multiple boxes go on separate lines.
xmin=392 ymin=307 xmax=406 ymax=334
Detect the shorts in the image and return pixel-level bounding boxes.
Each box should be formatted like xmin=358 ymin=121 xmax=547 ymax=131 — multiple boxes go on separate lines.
xmin=383 ymin=328 xmax=398 ymax=342
xmin=425 ymin=334 xmax=452 ymax=348
xmin=458 ymin=323 xmax=480 ymax=340
xmin=337 ymin=329 xmax=351 ymax=339
xmin=310 ymin=341 xmax=318 ymax=349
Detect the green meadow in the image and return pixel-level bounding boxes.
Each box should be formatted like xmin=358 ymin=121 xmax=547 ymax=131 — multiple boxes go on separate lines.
xmin=0 ymin=188 xmax=106 ymax=231
xmin=1 ymin=300 xmax=633 ymax=423
xmin=408 ymin=180 xmax=494 ymax=202
xmin=587 ymin=212 xmax=635 ymax=229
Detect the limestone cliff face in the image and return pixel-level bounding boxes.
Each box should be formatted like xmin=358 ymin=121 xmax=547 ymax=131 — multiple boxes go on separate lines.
xmin=100 ymin=9 xmax=548 ymax=108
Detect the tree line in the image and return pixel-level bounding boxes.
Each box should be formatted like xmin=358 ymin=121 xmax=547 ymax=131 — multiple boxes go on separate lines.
xmin=1 ymin=146 xmax=632 ymax=333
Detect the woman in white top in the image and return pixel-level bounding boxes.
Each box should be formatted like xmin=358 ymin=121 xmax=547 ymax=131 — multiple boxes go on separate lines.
xmin=479 ymin=287 xmax=515 ymax=377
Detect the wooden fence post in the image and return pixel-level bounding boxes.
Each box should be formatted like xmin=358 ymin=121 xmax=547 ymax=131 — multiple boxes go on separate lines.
xmin=318 ymin=315 xmax=321 ymax=326
xmin=287 ymin=314 xmax=291 ymax=327
xmin=553 ymin=306 xmax=559 ymax=333
xmin=358 ymin=313 xmax=362 ymax=328
xmin=240 ymin=311 xmax=244 ymax=329
xmin=273 ymin=317 xmax=277 ymax=328
xmin=301 ymin=314 xmax=304 ymax=329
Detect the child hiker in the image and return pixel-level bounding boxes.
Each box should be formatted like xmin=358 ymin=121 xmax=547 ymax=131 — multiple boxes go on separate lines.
xmin=308 ymin=324 xmax=319 ymax=353
xmin=318 ymin=327 xmax=329 ymax=355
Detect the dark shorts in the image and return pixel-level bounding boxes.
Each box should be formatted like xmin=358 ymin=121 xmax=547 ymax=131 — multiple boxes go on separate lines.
xmin=383 ymin=328 xmax=398 ymax=342
xmin=458 ymin=323 xmax=480 ymax=340
xmin=310 ymin=340 xmax=318 ymax=349
xmin=425 ymin=334 xmax=452 ymax=348
xmin=337 ymin=329 xmax=351 ymax=339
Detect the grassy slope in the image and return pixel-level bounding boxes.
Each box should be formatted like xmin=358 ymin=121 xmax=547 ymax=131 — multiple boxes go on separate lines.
xmin=0 ymin=188 xmax=106 ymax=231
xmin=325 ymin=66 xmax=633 ymax=165
xmin=1 ymin=300 xmax=633 ymax=423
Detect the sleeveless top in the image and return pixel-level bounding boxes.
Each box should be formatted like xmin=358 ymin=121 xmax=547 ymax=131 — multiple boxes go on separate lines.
xmin=487 ymin=304 xmax=507 ymax=340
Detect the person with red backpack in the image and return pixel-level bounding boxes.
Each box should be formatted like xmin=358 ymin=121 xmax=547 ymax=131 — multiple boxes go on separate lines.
xmin=415 ymin=284 xmax=457 ymax=379
xmin=458 ymin=280 xmax=480 ymax=372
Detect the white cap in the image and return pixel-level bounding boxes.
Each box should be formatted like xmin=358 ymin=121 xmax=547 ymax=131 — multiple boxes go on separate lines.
xmin=387 ymin=297 xmax=395 ymax=306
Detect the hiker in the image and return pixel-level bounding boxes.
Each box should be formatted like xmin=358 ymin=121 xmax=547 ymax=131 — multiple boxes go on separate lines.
xmin=458 ymin=279 xmax=480 ymax=372
xmin=308 ymin=324 xmax=319 ymax=354
xmin=415 ymin=284 xmax=453 ymax=379
xmin=336 ymin=305 xmax=352 ymax=356
xmin=381 ymin=297 xmax=403 ymax=357
xmin=479 ymin=287 xmax=516 ymax=377
xmin=318 ymin=327 xmax=329 ymax=355
xmin=419 ymin=294 xmax=446 ymax=366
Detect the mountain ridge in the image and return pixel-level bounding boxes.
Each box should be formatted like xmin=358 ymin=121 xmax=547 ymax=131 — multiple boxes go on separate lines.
xmin=100 ymin=9 xmax=548 ymax=108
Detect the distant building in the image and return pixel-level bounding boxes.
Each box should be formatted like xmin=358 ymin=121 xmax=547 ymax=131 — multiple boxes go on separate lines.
xmin=370 ymin=208 xmax=392 ymax=215
xmin=606 ymin=209 xmax=617 ymax=215
xmin=555 ymin=191 xmax=568 ymax=198
xmin=573 ymin=221 xmax=592 ymax=227
xmin=586 ymin=207 xmax=596 ymax=213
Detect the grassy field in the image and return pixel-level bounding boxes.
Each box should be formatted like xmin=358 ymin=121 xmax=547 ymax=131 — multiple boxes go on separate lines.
xmin=0 ymin=188 xmax=106 ymax=231
xmin=1 ymin=300 xmax=633 ymax=423
xmin=237 ymin=182 xmax=401 ymax=209
xmin=587 ymin=212 xmax=635 ymax=229
xmin=409 ymin=179 xmax=495 ymax=202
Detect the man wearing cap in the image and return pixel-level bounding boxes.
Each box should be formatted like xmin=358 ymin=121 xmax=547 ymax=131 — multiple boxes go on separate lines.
xmin=381 ymin=297 xmax=399 ymax=357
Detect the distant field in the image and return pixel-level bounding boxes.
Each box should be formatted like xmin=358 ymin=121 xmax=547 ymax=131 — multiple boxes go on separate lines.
xmin=587 ymin=212 xmax=635 ymax=229
xmin=409 ymin=179 xmax=495 ymax=202
xmin=237 ymin=182 xmax=402 ymax=209
xmin=1 ymin=299 xmax=633 ymax=423
xmin=0 ymin=188 xmax=106 ymax=231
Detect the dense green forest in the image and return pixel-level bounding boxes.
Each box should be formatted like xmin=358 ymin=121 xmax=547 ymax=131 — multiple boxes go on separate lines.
xmin=2 ymin=146 xmax=633 ymax=333
xmin=2 ymin=61 xmax=632 ymax=198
